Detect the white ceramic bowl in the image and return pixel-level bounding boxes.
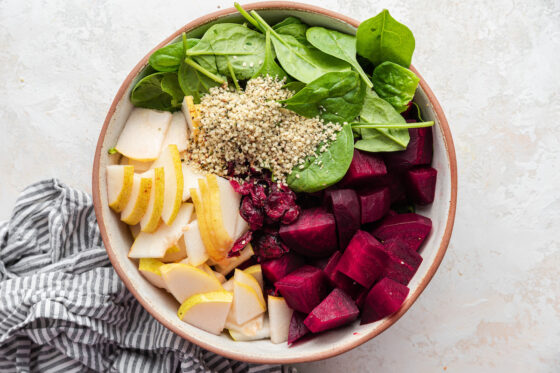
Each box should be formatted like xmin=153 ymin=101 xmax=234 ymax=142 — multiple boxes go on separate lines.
xmin=92 ymin=1 xmax=457 ymax=364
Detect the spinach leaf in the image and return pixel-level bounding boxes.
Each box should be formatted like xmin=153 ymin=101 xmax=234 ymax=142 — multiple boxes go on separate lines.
xmin=356 ymin=9 xmax=415 ymax=67
xmin=372 ymin=61 xmax=419 ymax=112
xmin=131 ymin=72 xmax=182 ymax=111
xmin=280 ymin=71 xmax=365 ymax=124
xmin=353 ymin=89 xmax=409 ymax=152
xmin=306 ymin=27 xmax=373 ymax=88
xmin=187 ymin=23 xmax=267 ymax=80
xmin=248 ymin=11 xmax=351 ymax=83
xmin=283 ymin=81 xmax=305 ymax=93
xmin=178 ymin=58 xmax=224 ymax=103
xmin=272 ymin=16 xmax=303 ymax=29
xmin=275 ymin=23 xmax=309 ymax=45
xmin=252 ymin=31 xmax=288 ymax=80
xmin=287 ymin=124 xmax=354 ymax=193
xmin=149 ymin=42 xmax=184 ymax=72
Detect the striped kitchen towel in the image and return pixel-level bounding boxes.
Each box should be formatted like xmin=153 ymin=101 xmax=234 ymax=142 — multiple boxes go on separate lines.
xmin=0 ymin=179 xmax=295 ymax=373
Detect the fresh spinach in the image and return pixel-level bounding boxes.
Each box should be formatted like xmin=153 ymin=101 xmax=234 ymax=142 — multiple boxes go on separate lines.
xmin=372 ymin=61 xmax=419 ymax=112
xmin=252 ymin=31 xmax=288 ymax=80
xmin=178 ymin=58 xmax=224 ymax=103
xmin=287 ymin=124 xmax=354 ymax=193
xmin=352 ymin=121 xmax=434 ymax=129
xmin=149 ymin=42 xmax=184 ymax=72
xmin=280 ymin=71 xmax=365 ymax=124
xmin=356 ymin=9 xmax=415 ymax=67
xmin=272 ymin=16 xmax=303 ymax=29
xmin=306 ymin=27 xmax=373 ymax=88
xmin=247 ymin=10 xmax=352 ymax=84
xmin=131 ymin=72 xmax=183 ymax=111
xmin=187 ymin=23 xmax=267 ymax=80
xmin=275 ymin=23 xmax=309 ymax=45
xmin=283 ymin=81 xmax=305 ymax=93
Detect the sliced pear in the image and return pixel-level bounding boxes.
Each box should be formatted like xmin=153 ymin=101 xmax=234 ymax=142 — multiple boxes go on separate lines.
xmin=151 ymin=144 xmax=183 ymax=225
xmin=128 ymin=158 xmax=153 ymax=173
xmin=182 ymin=220 xmax=209 ymax=266
xmin=198 ymin=264 xmax=226 ymax=284
xmin=232 ymin=280 xmax=266 ymax=325
xmin=161 ymin=112 xmax=188 ymax=152
xmin=181 ymin=163 xmax=205 ymax=201
xmin=107 ymin=165 xmax=134 ymax=212
xmin=160 ymin=238 xmax=187 ymax=263
xmin=206 ymin=174 xmax=233 ymax=257
xmin=138 ymin=258 xmax=167 ymax=289
xmin=129 ymin=224 xmax=141 ymax=239
xmin=178 ymin=291 xmax=233 ymax=335
xmin=235 ymin=269 xmax=265 ymax=308
xmin=121 ymin=174 xmax=152 ymax=225
xmin=235 ymin=214 xmax=249 ymax=240
xmin=222 ymin=279 xmax=233 ymax=292
xmin=268 ymin=296 xmax=293 ymax=344
xmin=161 ymin=263 xmax=223 ymax=303
xmin=213 ymin=244 xmax=254 ymax=276
xmin=244 ymin=264 xmax=263 ymax=289
xmin=229 ymin=317 xmax=270 ymax=341
xmin=189 ymin=188 xmax=218 ymax=260
xmin=140 ymin=167 xmax=165 ymax=233
xmin=226 ymin=313 xmax=265 ymax=336
xmin=181 ymin=96 xmax=200 ymax=134
xmin=215 ymin=176 xmax=242 ymax=240
xmin=128 ymin=203 xmax=193 ymax=258
xmin=115 ymin=108 xmax=172 ymax=161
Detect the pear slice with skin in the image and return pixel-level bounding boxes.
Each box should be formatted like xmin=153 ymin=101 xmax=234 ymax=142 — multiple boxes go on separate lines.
xmin=160 ymin=237 xmax=187 ymax=263
xmin=128 ymin=203 xmax=193 ymax=258
xmin=161 ymin=112 xmax=188 ymax=152
xmin=198 ymin=178 xmax=222 ymax=258
xmin=226 ymin=313 xmax=265 ymax=336
xmin=232 ymin=280 xmax=266 ymax=325
xmin=213 ymin=244 xmax=254 ymax=276
xmin=181 ymin=163 xmax=205 ymax=201
xmin=138 ymin=258 xmax=167 ymax=289
xmin=190 ymin=188 xmax=218 ymax=260
xmin=115 ymin=108 xmax=172 ymax=161
xmin=206 ymin=174 xmax=233 ymax=257
xmin=228 ymin=317 xmax=270 ymax=341
xmin=244 ymin=264 xmax=263 ymax=289
xmin=198 ymin=263 xmax=226 ymax=284
xmin=151 ymin=144 xmax=183 ymax=225
xmin=268 ymin=296 xmax=293 ymax=344
xmin=215 ymin=176 xmax=242 ymax=240
xmin=177 ymin=291 xmax=232 ymax=335
xmin=140 ymin=167 xmax=165 ymax=233
xmin=121 ymin=174 xmax=152 ymax=225
xmin=182 ymin=219 xmax=209 ymax=266
xmin=161 ymin=263 xmax=223 ymax=304
xmin=128 ymin=158 xmax=153 ymax=173
xmin=107 ymin=165 xmax=134 ymax=212
xmin=234 ymin=269 xmax=266 ymax=308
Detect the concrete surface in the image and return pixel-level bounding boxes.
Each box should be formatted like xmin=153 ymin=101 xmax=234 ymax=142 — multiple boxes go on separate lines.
xmin=1 ymin=0 xmax=559 ymax=372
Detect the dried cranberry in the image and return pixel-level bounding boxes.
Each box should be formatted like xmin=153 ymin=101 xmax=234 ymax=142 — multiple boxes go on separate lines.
xmin=265 ymin=191 xmax=294 ymax=221
xmin=229 ymin=179 xmax=252 ymax=195
xmin=253 ymin=233 xmax=289 ymax=259
xmin=282 ymin=205 xmax=301 ymax=225
xmin=228 ymin=230 xmax=253 ymax=257
xmin=240 ymin=197 xmax=264 ymax=230
xmin=250 ymin=184 xmax=267 ymax=208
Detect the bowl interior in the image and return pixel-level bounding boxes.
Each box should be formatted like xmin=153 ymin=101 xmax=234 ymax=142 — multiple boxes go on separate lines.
xmin=93 ymin=5 xmax=455 ymax=364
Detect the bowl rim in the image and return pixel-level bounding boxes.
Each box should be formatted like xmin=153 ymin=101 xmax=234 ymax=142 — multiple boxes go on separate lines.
xmin=92 ymin=1 xmax=457 ymax=364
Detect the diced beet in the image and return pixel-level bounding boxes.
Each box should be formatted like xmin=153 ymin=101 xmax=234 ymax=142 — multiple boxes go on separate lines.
xmin=340 ymin=150 xmax=387 ymax=187
xmin=384 ymin=128 xmax=433 ymax=171
xmin=379 ymin=238 xmax=423 ymax=285
xmin=288 ymin=312 xmax=310 ymax=345
xmin=323 ymin=251 xmax=363 ymax=298
xmin=261 ymin=252 xmax=305 ymax=283
xmin=309 ymin=257 xmax=330 ymax=270
xmin=279 ymin=207 xmax=338 ymax=258
xmin=335 ymin=231 xmax=385 ymax=288
xmin=275 ymin=265 xmax=330 ymax=313
xmin=361 ymin=278 xmax=409 ymax=324
xmin=304 ymin=289 xmax=359 ymax=333
xmin=324 ymin=189 xmax=361 ymax=249
xmin=385 ymin=173 xmax=408 ymax=204
xmin=355 ymin=288 xmax=368 ymax=309
xmin=405 ymin=167 xmax=437 ymax=205
xmin=358 ymin=186 xmax=390 ymax=224
xmin=372 ymin=213 xmax=432 ymax=251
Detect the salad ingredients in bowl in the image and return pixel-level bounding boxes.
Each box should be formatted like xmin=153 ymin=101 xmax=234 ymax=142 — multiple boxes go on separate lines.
xmin=95 ymin=1 xmax=456 ymax=362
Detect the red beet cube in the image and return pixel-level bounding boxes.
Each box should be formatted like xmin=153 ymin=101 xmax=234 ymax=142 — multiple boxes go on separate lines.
xmin=322 ymin=251 xmax=363 ymax=298
xmin=358 ymin=186 xmax=390 ymax=224
xmin=405 ymin=166 xmax=437 ymax=205
xmin=288 ymin=311 xmax=310 ymax=345
xmin=324 ymin=189 xmax=361 ymax=249
xmin=372 ymin=213 xmax=432 ymax=252
xmin=379 ymin=238 xmax=423 ymax=285
xmin=384 ymin=127 xmax=433 ymax=171
xmin=340 ymin=150 xmax=387 ymax=187
xmin=275 ymin=265 xmax=330 ymax=313
xmin=304 ymin=289 xmax=360 ymax=333
xmin=261 ymin=253 xmax=305 ymax=283
xmin=361 ymin=278 xmax=409 ymax=324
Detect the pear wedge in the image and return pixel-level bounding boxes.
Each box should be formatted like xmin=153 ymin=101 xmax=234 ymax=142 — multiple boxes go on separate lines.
xmin=177 ymin=291 xmax=233 ymax=335
xmin=189 ymin=188 xmax=217 ymax=260
xmin=228 ymin=317 xmax=270 ymax=341
xmin=152 ymin=144 xmax=183 ymax=225
xmin=182 ymin=219 xmax=209 ymax=266
xmin=232 ymin=280 xmax=266 ymax=325
xmin=206 ymin=175 xmax=233 ymax=257
xmin=161 ymin=112 xmax=188 ymax=152
xmin=234 ymin=269 xmax=266 ymax=308
xmin=161 ymin=263 xmax=223 ymax=303
xmin=107 ymin=165 xmax=134 ymax=212
xmin=198 ymin=263 xmax=226 ymax=284
xmin=213 ymin=244 xmax=254 ymax=276
xmin=181 ymin=163 xmax=205 ymax=201
xmin=140 ymin=167 xmax=165 ymax=233
xmin=160 ymin=238 xmax=187 ymax=263
xmin=215 ymin=176 xmax=242 ymax=240
xmin=115 ymin=108 xmax=172 ymax=161
xmin=138 ymin=258 xmax=167 ymax=289
xmin=181 ymin=96 xmax=200 ymax=134
xmin=244 ymin=264 xmax=263 ymax=289
xmin=128 ymin=203 xmax=193 ymax=258
xmin=121 ymin=174 xmax=152 ymax=225
xmin=268 ymin=296 xmax=293 ymax=344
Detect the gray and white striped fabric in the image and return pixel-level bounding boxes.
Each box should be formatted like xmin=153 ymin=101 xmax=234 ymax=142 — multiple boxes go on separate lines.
xmin=0 ymin=179 xmax=295 ymax=373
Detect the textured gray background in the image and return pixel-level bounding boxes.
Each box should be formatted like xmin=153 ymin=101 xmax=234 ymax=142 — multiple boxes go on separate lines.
xmin=1 ymin=0 xmax=559 ymax=372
